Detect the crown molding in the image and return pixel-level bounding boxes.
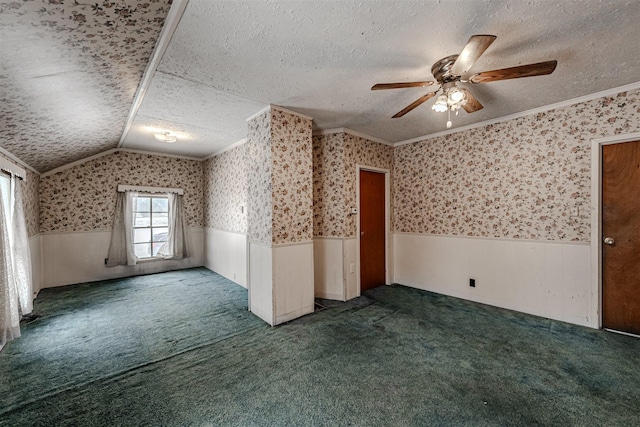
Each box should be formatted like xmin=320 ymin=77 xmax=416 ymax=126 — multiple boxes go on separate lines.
xmin=270 ymin=105 xmax=313 ymax=121
xmin=0 ymin=146 xmax=40 ymax=175
xmin=245 ymin=105 xmax=272 ymax=122
xmin=203 ymin=138 xmax=247 ymax=159
xmin=395 ymin=81 xmax=640 ymax=147
xmin=41 ymin=148 xmax=203 ymax=177
xmin=312 ymin=127 xmax=393 ymax=146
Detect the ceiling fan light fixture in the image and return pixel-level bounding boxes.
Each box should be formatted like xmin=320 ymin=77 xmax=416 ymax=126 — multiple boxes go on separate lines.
xmin=432 ymin=94 xmax=448 ymax=112
xmin=153 ymin=131 xmax=177 ymax=143
xmin=449 ymin=88 xmax=465 ymax=103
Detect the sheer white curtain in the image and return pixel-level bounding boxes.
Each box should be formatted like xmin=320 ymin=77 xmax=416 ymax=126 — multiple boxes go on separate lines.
xmin=12 ymin=178 xmax=33 ymax=315
xmin=106 ymin=191 xmax=137 ymax=266
xmin=0 ymin=178 xmax=20 ymax=351
xmin=158 ymin=193 xmax=189 ymax=260
xmin=0 ymin=176 xmax=34 ymax=350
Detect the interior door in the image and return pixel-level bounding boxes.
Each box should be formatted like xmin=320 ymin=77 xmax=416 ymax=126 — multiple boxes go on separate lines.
xmin=359 ymin=170 xmax=386 ymax=293
xmin=602 ymin=140 xmax=640 ymax=335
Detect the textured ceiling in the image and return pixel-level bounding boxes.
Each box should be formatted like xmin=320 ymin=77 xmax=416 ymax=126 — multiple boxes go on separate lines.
xmin=2 ymin=0 xmax=640 ymax=172
xmin=0 ymin=0 xmax=171 ymax=172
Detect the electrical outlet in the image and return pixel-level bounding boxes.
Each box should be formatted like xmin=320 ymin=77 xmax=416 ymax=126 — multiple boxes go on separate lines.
xmin=104 ymin=258 xmax=108 ymax=265
xmin=233 ymin=273 xmax=237 ymax=280
xmin=349 ymin=263 xmax=355 ymax=273
xmin=469 ymin=278 xmax=476 ymax=288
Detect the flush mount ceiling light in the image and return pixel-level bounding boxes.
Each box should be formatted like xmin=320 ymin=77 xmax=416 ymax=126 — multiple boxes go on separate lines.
xmin=153 ymin=131 xmax=177 ymax=143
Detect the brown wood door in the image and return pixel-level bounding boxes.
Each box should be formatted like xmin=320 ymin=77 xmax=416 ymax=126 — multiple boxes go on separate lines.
xmin=359 ymin=170 xmax=386 ymax=292
xmin=602 ymin=140 xmax=640 ymax=335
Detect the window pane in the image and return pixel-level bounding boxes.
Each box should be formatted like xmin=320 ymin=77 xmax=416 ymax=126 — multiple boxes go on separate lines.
xmin=152 ymin=212 xmax=168 ymax=227
xmin=152 ymin=227 xmax=168 ymax=242
xmin=134 ymin=243 xmax=151 ymax=259
xmin=134 ymin=228 xmax=151 ymax=243
xmin=152 ymin=197 xmax=168 ymax=213
xmin=136 ymin=197 xmax=150 ymax=212
xmin=153 ymin=242 xmax=167 ymax=256
xmin=134 ymin=213 xmax=150 ymax=227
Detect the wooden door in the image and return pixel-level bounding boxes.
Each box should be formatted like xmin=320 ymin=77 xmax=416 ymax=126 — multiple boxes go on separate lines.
xmin=602 ymin=140 xmax=640 ymax=335
xmin=359 ymin=170 xmax=386 ymax=292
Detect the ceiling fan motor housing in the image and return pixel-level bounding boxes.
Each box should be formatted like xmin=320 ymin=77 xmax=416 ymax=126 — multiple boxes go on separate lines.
xmin=431 ymin=54 xmax=460 ymax=83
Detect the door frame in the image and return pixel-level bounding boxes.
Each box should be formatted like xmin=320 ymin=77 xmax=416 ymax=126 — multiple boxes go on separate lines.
xmin=356 ymin=164 xmax=391 ymax=296
xmin=590 ymin=131 xmax=640 ymax=330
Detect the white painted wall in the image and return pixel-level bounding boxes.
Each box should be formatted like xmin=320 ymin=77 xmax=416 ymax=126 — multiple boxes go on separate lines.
xmin=204 ymin=227 xmax=247 ymax=287
xmin=41 ymin=227 xmax=204 ymax=288
xmin=393 ymin=233 xmax=593 ymax=328
xmin=343 ymin=237 xmax=358 ymax=300
xmin=313 ymin=238 xmax=345 ymax=300
xmin=249 ymin=241 xmax=315 ymax=325
xmin=313 ymin=237 xmax=358 ymax=301
xmin=248 ymin=241 xmax=273 ymax=324
xmin=273 ymin=242 xmax=315 ymax=324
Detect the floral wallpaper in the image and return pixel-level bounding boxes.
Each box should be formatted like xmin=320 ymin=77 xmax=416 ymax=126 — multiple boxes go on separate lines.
xmin=246 ymin=108 xmax=313 ymax=245
xmin=40 ymin=151 xmax=203 ymax=233
xmin=271 ymin=109 xmax=313 ymax=244
xmin=312 ymin=133 xmax=347 ymax=237
xmin=203 ymin=144 xmax=248 ymax=233
xmin=247 ymin=110 xmax=273 ymax=245
xmin=344 ymin=133 xmax=394 ymax=237
xmin=393 ymin=88 xmax=640 ymax=242
xmin=313 ymin=132 xmax=394 ymax=238
xmin=0 ymin=0 xmax=171 ymax=172
xmin=23 ymin=169 xmax=40 ymax=238
xmin=0 ymin=152 xmax=40 ymax=237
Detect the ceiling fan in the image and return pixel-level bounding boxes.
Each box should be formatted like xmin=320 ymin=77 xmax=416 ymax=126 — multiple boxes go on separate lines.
xmin=371 ymin=35 xmax=557 ymax=127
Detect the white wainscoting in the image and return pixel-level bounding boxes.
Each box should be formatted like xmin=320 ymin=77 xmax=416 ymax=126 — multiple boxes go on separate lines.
xmin=29 ymin=234 xmax=42 ymax=296
xmin=248 ymin=241 xmax=273 ymax=324
xmin=393 ymin=233 xmax=594 ymax=328
xmin=273 ymin=241 xmax=315 ymax=325
xmin=313 ymin=237 xmax=358 ymax=301
xmin=313 ymin=238 xmax=345 ymax=300
xmin=204 ymin=227 xmax=247 ymax=288
xmin=41 ymin=227 xmax=204 ymax=288
xmin=344 ymin=237 xmax=358 ymax=300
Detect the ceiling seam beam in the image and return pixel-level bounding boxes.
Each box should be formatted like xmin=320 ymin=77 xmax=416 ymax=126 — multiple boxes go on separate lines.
xmin=117 ymin=0 xmax=190 ymax=149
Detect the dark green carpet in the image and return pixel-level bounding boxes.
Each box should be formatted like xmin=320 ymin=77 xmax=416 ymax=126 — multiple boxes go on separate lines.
xmin=1 ymin=268 xmax=639 ymax=426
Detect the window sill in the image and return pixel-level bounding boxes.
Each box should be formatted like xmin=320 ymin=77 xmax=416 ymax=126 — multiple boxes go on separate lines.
xmin=136 ymin=256 xmax=168 ymax=264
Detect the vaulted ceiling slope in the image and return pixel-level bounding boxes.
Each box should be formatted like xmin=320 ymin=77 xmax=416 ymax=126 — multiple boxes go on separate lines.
xmin=0 ymin=0 xmax=172 ymax=172
xmin=2 ymin=1 xmax=640 ymax=173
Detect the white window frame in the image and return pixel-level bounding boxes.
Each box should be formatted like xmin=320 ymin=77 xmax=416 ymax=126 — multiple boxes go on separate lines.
xmin=132 ymin=193 xmax=170 ymax=260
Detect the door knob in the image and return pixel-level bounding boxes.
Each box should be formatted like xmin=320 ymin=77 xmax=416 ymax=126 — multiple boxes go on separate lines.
xmin=361 ymin=232 xmax=365 ymax=238
xmin=603 ymin=237 xmax=614 ymax=245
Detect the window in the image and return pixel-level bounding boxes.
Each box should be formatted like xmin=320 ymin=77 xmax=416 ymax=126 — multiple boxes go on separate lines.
xmin=107 ymin=187 xmax=187 ymax=267
xmin=132 ymin=194 xmax=169 ymax=259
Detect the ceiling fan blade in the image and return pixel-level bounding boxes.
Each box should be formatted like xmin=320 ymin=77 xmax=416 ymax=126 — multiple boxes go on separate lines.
xmin=392 ymin=92 xmax=437 ymax=118
xmin=460 ymin=88 xmax=483 ymax=113
xmin=371 ymin=81 xmax=435 ymax=90
xmin=450 ymin=34 xmax=497 ymax=76
xmin=469 ymin=60 xmax=558 ymax=83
